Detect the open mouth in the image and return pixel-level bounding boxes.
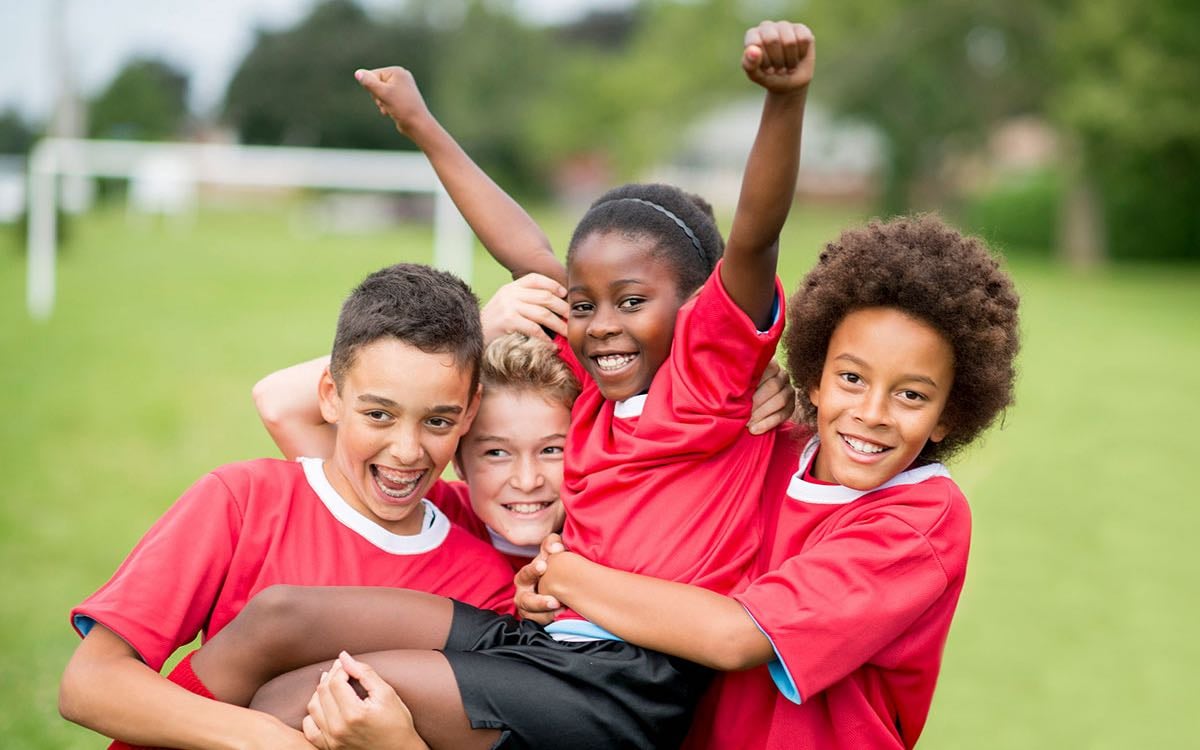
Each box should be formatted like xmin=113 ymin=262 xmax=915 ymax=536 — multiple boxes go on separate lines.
xmin=502 ymin=501 xmax=556 ymax=516
xmin=371 ymin=464 xmax=425 ymax=500
xmin=840 ymin=434 xmax=890 ymax=456
xmin=592 ymin=353 xmax=637 ymax=373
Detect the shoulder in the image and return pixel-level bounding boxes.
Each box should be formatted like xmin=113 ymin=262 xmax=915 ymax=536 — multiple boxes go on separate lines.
xmin=861 ymin=474 xmax=971 ymax=575
xmin=203 ymin=458 xmax=308 ymax=510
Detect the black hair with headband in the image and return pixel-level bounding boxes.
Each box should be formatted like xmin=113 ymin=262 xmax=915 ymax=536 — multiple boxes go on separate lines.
xmin=567 ymin=183 xmax=725 ymax=298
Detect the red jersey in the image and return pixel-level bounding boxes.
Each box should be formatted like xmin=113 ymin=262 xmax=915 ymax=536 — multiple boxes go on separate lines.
xmin=71 ymin=458 xmax=516 ymax=671
xmin=555 ymin=262 xmax=785 ymax=621
xmin=695 ymin=434 xmax=971 ymax=749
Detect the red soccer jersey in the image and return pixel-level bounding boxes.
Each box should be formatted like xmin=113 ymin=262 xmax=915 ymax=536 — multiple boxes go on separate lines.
xmin=71 ymin=458 xmax=516 ymax=671
xmin=694 ymin=434 xmax=971 ymax=749
xmin=554 ymin=262 xmax=785 ymax=621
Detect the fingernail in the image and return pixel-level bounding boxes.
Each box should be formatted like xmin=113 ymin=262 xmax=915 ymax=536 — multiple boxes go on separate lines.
xmin=354 ymin=69 xmax=365 ymax=81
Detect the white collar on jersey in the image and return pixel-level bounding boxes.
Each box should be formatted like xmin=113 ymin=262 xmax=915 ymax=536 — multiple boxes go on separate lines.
xmin=786 ymin=436 xmax=951 ymax=505
xmin=298 ymin=457 xmax=451 ymax=554
xmin=486 ymin=527 xmax=539 ymax=560
xmin=613 ymin=393 xmax=648 ymax=419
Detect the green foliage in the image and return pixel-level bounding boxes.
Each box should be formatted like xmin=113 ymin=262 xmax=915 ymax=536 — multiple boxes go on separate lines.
xmin=1052 ymin=0 xmax=1200 ymax=260
xmin=89 ymin=58 xmax=189 ymax=141
xmin=0 ymin=110 xmax=36 ymax=154
xmin=222 ymin=0 xmax=437 ymax=150
xmin=962 ymin=169 xmax=1062 ymax=258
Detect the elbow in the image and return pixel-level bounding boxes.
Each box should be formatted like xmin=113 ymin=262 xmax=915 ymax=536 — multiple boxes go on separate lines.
xmin=58 ymin=657 xmax=92 ymax=725
xmin=251 ymin=377 xmax=284 ymax=430
xmin=703 ymin=622 xmax=771 ymax=672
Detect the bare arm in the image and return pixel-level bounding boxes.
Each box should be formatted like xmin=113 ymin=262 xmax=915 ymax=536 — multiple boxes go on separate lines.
xmin=721 ymin=22 xmax=815 ymax=328
xmin=59 ymin=625 xmax=311 ymax=749
xmin=356 ymin=67 xmax=565 ymax=285
xmin=519 ymin=539 xmax=774 ymax=672
xmin=252 ymin=356 xmax=336 ymax=460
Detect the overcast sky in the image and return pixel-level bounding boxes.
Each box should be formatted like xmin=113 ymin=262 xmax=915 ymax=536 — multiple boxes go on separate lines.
xmin=0 ymin=0 xmax=636 ymax=123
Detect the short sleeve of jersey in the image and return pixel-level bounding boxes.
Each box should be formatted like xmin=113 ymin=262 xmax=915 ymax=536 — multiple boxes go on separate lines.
xmin=734 ymin=513 xmax=951 ymax=703
xmin=667 ymin=259 xmax=785 ymax=419
xmin=71 ymin=471 xmax=243 ymax=670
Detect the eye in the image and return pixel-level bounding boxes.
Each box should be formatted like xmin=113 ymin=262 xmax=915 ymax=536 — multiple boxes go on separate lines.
xmin=570 ymin=301 xmax=594 ymax=316
xmin=618 ymin=297 xmax=645 ymax=310
xmin=838 ymin=372 xmax=863 ymax=385
xmin=365 ymin=409 xmax=392 ymax=422
xmin=898 ymin=389 xmax=928 ymax=402
xmin=541 ymin=445 xmax=565 ymax=457
xmin=483 ymin=448 xmax=510 ymax=459
xmin=425 ymin=416 xmax=455 ymax=430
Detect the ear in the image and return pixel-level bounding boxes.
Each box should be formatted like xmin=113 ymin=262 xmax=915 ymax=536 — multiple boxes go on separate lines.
xmin=451 ymin=451 xmax=467 ymax=482
xmin=930 ymin=419 xmax=951 ymax=444
xmin=807 ymin=382 xmax=821 ymax=409
xmin=460 ymin=384 xmax=483 ymax=434
xmin=317 ymin=366 xmax=341 ymax=424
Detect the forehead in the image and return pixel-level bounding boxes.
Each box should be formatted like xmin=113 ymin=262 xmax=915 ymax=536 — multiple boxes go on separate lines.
xmin=468 ymin=388 xmax=571 ymax=438
xmin=568 ymin=231 xmax=679 ymax=291
xmin=828 ymin=307 xmax=955 ymax=377
xmin=343 ymin=338 xmax=473 ymax=406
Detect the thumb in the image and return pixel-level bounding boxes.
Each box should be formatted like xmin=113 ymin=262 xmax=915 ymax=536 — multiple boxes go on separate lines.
xmin=355 ymin=68 xmax=383 ymax=94
xmin=338 ymin=651 xmax=388 ymax=697
xmin=742 ymin=45 xmax=763 ymax=74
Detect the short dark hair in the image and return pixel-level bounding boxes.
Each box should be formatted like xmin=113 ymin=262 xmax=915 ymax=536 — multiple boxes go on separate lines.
xmin=785 ymin=215 xmax=1021 ymax=462
xmin=330 ymin=263 xmax=482 ymax=394
xmin=567 ymin=183 xmax=725 ymax=297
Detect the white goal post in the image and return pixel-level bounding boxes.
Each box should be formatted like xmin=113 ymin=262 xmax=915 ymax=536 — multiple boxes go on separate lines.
xmin=25 ymin=137 xmax=473 ymax=319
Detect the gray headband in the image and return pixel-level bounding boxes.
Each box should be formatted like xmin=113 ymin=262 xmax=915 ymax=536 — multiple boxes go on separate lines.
xmin=603 ymin=197 xmax=705 ymax=257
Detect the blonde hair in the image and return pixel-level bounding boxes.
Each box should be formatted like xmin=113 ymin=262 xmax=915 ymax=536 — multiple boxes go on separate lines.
xmin=480 ymin=332 xmax=580 ymax=410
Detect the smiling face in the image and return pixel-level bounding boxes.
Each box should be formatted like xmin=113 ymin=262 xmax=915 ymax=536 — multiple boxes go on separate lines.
xmin=454 ymin=387 xmax=570 ymax=547
xmin=319 ymin=337 xmax=479 ymax=535
xmin=567 ymin=230 xmax=687 ymax=401
xmin=808 ymin=307 xmax=955 ymax=490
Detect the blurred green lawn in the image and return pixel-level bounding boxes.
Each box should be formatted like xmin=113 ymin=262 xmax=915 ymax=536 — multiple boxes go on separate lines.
xmin=1 ymin=202 xmax=1196 ymax=748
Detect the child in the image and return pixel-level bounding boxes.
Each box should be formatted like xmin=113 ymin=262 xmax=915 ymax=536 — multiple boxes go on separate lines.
xmin=516 ymin=215 xmax=1022 ymax=749
xmin=155 ymin=20 xmax=815 ymax=750
xmin=58 ymin=264 xmax=517 ymax=749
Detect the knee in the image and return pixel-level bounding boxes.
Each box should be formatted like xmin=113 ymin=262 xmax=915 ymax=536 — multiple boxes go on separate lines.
xmin=231 ymin=584 xmax=312 ymax=653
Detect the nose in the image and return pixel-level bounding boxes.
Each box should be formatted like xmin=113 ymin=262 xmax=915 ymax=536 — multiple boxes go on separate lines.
xmin=389 ymin=426 xmax=425 ymax=465
xmin=586 ymin=306 xmax=621 ymax=339
xmin=854 ymin=387 xmax=890 ymax=427
xmin=509 ymin=454 xmax=546 ymax=493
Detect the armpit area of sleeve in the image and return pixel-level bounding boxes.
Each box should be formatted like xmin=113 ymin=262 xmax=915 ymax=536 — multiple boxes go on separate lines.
xmin=732 ymin=518 xmax=949 ymax=702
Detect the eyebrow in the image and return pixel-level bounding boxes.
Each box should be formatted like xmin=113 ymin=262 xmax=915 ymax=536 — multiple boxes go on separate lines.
xmin=473 ymin=432 xmax=568 ymax=443
xmin=833 ymin=354 xmax=941 ymax=388
xmin=568 ymin=278 xmax=646 ymax=294
xmin=357 ymin=394 xmax=465 ymax=414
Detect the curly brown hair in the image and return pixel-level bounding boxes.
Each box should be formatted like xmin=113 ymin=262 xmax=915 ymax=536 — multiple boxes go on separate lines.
xmin=784 ymin=214 xmax=1020 ymax=462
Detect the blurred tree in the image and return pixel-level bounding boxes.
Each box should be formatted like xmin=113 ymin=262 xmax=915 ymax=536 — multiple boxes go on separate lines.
xmin=89 ymin=58 xmax=189 ymax=141
xmin=1051 ymin=0 xmax=1200 ymax=261
xmin=0 ymin=110 xmax=36 ymax=154
xmin=222 ymin=0 xmax=436 ymax=150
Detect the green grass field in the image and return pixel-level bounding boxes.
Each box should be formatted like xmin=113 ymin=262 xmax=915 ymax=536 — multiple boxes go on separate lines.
xmin=1 ymin=202 xmax=1196 ymax=748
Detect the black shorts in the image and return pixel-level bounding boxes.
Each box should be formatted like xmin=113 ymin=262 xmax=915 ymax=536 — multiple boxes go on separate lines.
xmin=441 ymin=600 xmax=714 ymax=750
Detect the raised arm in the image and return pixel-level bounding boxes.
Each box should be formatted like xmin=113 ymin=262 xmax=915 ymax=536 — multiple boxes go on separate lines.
xmin=356 ymin=67 xmax=565 ymax=285
xmin=721 ymin=21 xmax=815 ymax=328
xmin=252 ymin=356 xmax=336 ymax=460
xmin=59 ymin=626 xmax=311 ymax=749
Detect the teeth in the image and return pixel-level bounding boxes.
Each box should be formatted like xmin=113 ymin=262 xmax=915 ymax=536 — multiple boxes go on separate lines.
xmin=374 ymin=466 xmax=423 ymax=498
xmin=506 ymin=502 xmax=551 ymax=515
xmin=843 ymin=436 xmax=886 ymax=454
xmin=595 ymin=354 xmax=636 ymax=371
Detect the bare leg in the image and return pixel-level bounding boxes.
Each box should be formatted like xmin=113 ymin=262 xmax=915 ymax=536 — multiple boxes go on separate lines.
xmin=191 ymin=585 xmax=455 ymax=705
xmin=251 ymin=649 xmax=499 ymax=750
